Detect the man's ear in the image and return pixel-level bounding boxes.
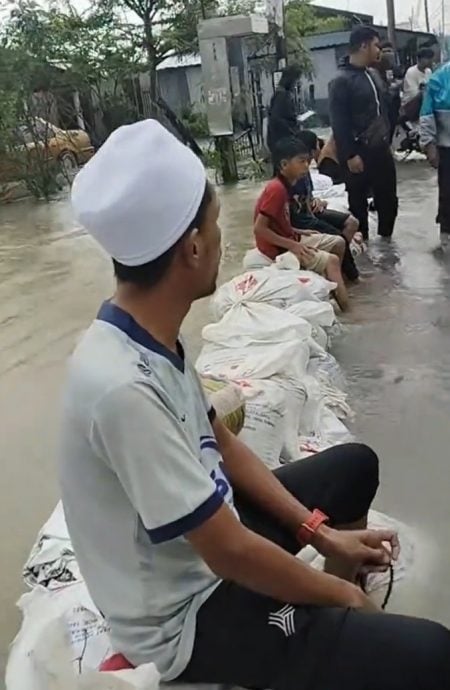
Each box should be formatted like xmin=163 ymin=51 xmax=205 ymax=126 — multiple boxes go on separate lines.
xmin=181 ymin=228 xmax=201 ymax=267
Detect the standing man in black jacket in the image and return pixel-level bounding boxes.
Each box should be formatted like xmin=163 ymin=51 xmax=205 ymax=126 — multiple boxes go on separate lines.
xmin=329 ymin=26 xmax=398 ymax=240
xmin=267 ymin=64 xmax=302 ymax=156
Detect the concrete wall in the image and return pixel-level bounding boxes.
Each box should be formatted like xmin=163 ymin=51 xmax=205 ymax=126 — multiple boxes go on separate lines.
xmin=156 ymin=65 xmax=205 ymax=115
xmin=157 ymin=69 xmax=189 ymax=115
xmin=310 ymin=47 xmax=338 ymax=100
xmin=185 ymin=66 xmax=205 ymax=112
xmin=303 ymin=47 xmax=339 ymax=120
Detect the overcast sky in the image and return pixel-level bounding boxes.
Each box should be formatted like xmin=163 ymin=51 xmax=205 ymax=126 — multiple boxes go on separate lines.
xmin=313 ymin=0 xmax=407 ymax=25
xmin=312 ymin=0 xmax=445 ymax=30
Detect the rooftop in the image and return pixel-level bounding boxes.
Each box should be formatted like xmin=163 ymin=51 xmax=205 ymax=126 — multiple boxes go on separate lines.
xmin=156 ymin=53 xmax=201 ymax=71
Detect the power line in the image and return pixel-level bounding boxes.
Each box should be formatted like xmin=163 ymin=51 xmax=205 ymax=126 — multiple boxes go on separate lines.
xmin=424 ymin=0 xmax=431 ymax=31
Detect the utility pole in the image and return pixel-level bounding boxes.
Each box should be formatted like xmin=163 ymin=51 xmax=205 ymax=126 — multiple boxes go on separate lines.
xmin=442 ymin=0 xmax=447 ymax=61
xmin=386 ymin=0 xmax=397 ymax=50
xmin=424 ymin=0 xmax=430 ymax=32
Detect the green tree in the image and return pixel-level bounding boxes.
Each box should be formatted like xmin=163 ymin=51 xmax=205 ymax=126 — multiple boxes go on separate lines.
xmin=4 ymin=1 xmax=143 ymax=108
xmin=0 ymin=1 xmax=144 ymax=197
xmin=285 ymin=0 xmax=347 ymax=75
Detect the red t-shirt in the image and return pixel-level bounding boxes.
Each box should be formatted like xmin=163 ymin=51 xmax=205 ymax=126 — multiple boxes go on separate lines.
xmin=254 ymin=177 xmax=297 ymax=260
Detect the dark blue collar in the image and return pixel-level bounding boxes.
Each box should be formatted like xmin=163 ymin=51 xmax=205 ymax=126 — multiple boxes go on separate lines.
xmin=97 ymin=301 xmax=185 ymax=373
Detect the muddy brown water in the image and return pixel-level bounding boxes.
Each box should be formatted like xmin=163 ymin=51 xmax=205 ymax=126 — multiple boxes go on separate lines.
xmin=1 ymin=163 xmax=450 ymax=680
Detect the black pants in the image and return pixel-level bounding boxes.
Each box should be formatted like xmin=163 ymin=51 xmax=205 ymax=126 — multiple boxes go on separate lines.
xmin=346 ymin=147 xmax=398 ymax=239
xmin=180 ymin=445 xmax=450 ymax=690
xmin=438 ymin=147 xmax=450 ymax=235
xmin=291 ymin=210 xmax=359 ymax=282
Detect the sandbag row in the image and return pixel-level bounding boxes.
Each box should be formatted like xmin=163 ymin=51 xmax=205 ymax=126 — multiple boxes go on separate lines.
xmin=197 ymin=259 xmax=354 ymax=470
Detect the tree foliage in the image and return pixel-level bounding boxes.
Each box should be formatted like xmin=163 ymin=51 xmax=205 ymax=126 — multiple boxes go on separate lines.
xmin=285 ymin=0 xmax=346 ymax=73
xmin=0 ymin=0 xmax=345 ymax=195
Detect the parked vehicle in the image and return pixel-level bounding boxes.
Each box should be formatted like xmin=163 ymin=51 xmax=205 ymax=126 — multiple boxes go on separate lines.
xmin=0 ymin=118 xmax=95 ymax=182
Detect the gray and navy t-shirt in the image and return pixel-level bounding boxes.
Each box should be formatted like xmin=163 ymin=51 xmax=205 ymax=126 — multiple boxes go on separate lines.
xmin=60 ymin=301 xmax=236 ymax=679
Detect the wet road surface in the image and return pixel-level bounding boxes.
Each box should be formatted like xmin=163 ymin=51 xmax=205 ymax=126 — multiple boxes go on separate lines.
xmin=1 ymin=162 xmax=450 ymax=677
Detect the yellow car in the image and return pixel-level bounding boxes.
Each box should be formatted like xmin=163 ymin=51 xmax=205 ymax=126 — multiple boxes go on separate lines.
xmin=0 ymin=118 xmax=95 ymax=182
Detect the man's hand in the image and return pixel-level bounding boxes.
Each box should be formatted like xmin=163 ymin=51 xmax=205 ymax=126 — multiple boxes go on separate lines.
xmin=426 ymin=143 xmax=439 ymax=169
xmin=347 ymin=155 xmax=364 ymax=174
xmin=313 ymin=526 xmax=400 ymax=573
xmin=311 ymin=198 xmax=328 ymax=213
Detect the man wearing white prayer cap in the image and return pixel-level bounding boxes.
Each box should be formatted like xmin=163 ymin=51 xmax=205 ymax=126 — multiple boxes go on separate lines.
xmin=61 ymin=119 xmax=450 ymax=690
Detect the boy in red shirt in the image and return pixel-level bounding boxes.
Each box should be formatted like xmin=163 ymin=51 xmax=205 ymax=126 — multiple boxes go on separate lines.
xmin=254 ymin=138 xmax=349 ymax=310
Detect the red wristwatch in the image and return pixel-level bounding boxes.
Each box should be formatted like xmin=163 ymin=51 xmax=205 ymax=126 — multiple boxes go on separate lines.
xmin=297 ymin=509 xmax=329 ymax=546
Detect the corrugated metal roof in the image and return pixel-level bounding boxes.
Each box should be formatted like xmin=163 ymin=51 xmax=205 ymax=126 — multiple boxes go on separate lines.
xmin=157 ymin=53 xmax=201 ymax=71
xmin=304 ymin=31 xmax=351 ymax=50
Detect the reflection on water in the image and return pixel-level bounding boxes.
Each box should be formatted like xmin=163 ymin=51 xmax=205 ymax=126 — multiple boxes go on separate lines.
xmin=1 ymin=163 xmax=450 ymax=674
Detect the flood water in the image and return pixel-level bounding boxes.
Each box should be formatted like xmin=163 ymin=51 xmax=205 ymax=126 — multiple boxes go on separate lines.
xmin=1 ymin=162 xmax=450 ymax=678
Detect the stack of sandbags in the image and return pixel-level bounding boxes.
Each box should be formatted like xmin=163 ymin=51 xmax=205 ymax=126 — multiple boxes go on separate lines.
xmin=197 ymin=264 xmax=349 ymax=466
xmin=197 ymin=302 xmax=313 ymax=465
xmin=199 ymin=258 xmax=357 ymax=466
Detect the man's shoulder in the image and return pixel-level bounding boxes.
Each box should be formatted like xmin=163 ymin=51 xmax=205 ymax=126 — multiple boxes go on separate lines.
xmin=67 ymin=320 xmax=171 ymax=418
xmin=329 ymin=69 xmax=351 ymax=88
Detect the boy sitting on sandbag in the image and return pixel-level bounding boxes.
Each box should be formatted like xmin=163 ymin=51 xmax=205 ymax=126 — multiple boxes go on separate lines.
xmin=252 ymin=137 xmax=349 ymax=310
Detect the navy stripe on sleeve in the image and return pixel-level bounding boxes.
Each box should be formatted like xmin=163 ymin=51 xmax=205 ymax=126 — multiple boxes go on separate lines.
xmin=146 ymin=490 xmax=224 ymax=544
xmin=200 ymin=439 xmax=219 ymax=452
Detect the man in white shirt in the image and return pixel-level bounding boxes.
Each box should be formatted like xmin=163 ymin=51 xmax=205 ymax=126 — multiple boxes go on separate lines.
xmin=62 ymin=119 xmax=450 ymax=690
xmin=403 ymin=48 xmax=434 ymax=107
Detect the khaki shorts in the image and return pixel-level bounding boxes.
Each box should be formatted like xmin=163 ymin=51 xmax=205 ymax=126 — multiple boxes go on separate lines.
xmin=300 ymin=233 xmax=342 ymax=275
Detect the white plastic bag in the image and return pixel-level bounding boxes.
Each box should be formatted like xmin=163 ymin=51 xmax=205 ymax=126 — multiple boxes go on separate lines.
xmin=211 ymin=269 xmax=320 ymax=319
xmin=197 ymin=337 xmax=310 ymax=385
xmin=23 ymin=502 xmax=80 ymax=590
xmin=6 ymin=585 xmax=109 ymax=690
xmin=202 ymin=302 xmax=312 ymax=350
xmin=289 ymin=270 xmax=336 ymax=301
xmin=310 ymin=171 xmax=333 ymax=194
xmin=34 ymin=620 xmax=158 ymax=690
xmin=318 ymin=406 xmax=354 ymax=445
xmin=287 ymin=301 xmax=335 ymax=329
xmin=307 ymin=352 xmax=346 ymax=391
xmin=242 ymin=248 xmax=272 ymax=270
xmin=237 ymin=380 xmax=286 ymax=469
xmin=274 ymin=377 xmax=308 ymax=462
xmin=310 ymin=325 xmax=329 ymax=351
xmin=274 ymin=253 xmax=300 ymax=270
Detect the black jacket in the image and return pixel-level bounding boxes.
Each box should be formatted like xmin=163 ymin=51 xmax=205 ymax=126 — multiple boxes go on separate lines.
xmin=328 ymin=63 xmax=391 ymax=163
xmin=267 ymin=88 xmax=299 ymax=153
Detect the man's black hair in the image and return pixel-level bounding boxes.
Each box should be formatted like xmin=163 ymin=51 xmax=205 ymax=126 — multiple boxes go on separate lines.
xmin=297 ymin=129 xmax=318 ymax=154
xmin=278 ymin=64 xmax=302 ymax=91
xmin=418 ymin=47 xmax=434 ymax=61
xmin=113 ymin=181 xmax=212 ymax=289
xmin=349 ymin=25 xmax=380 ymax=53
xmin=272 ymin=137 xmax=309 ymax=172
